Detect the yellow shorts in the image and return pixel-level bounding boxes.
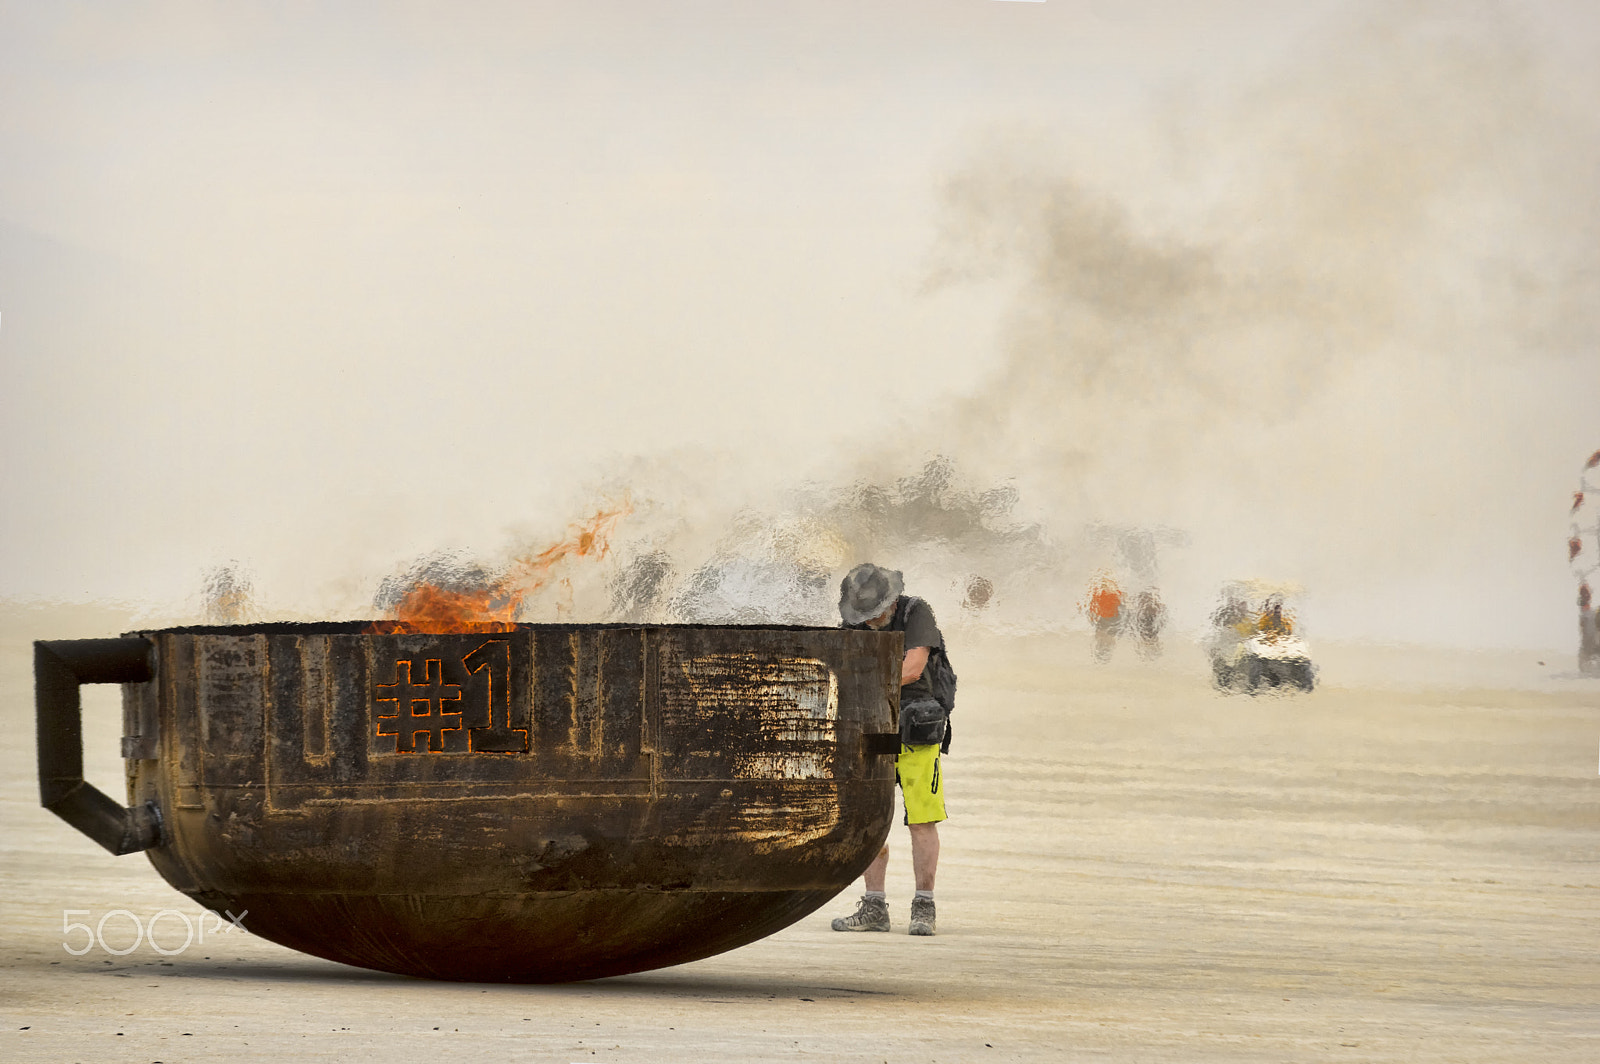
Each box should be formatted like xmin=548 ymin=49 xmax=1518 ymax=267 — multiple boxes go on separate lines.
xmin=896 ymin=743 xmax=947 ymax=825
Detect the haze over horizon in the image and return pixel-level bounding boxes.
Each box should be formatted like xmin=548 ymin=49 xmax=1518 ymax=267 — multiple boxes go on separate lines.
xmin=2 ymin=1 xmax=1596 ymax=653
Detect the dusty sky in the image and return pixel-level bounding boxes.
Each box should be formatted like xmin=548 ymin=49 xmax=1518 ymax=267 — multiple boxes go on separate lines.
xmin=1 ymin=1 xmax=1596 ymax=650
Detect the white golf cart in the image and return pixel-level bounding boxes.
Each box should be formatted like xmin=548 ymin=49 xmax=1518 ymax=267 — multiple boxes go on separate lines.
xmin=1207 ymin=580 xmax=1316 ymax=694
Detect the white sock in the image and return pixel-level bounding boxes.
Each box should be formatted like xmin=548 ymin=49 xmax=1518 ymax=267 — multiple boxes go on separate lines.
xmin=864 ymin=891 xmax=886 ymax=901
xmin=914 ymin=890 xmax=934 ymax=901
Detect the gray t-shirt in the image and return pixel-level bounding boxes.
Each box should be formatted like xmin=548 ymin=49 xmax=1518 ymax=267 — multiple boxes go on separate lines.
xmin=846 ymin=595 xmax=943 ymax=700
xmin=892 ymin=596 xmax=943 ymax=704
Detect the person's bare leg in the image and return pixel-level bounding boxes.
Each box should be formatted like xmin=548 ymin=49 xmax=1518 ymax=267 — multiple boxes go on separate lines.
xmin=908 ymin=823 xmax=939 ymax=892
xmin=833 ymin=844 xmax=892 ymax=931
xmin=862 ymin=845 xmax=889 ymax=893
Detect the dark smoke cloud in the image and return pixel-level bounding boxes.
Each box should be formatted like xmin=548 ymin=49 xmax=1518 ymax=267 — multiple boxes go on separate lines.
xmin=339 ymin=4 xmax=1593 ymax=648
xmin=888 ymin=5 xmax=1600 ymax=645
xmin=603 ymin=456 xmax=1062 ymax=628
xmin=926 ymin=7 xmax=1595 ymax=401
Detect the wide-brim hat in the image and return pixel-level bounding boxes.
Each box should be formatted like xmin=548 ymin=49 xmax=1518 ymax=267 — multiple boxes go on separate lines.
xmin=838 ymin=563 xmax=903 ymax=625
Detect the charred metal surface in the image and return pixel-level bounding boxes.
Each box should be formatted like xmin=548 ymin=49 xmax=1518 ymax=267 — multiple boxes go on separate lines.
xmin=39 ymin=622 xmax=901 ymax=982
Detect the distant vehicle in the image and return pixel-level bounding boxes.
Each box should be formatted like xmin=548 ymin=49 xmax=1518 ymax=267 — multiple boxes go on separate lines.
xmin=1207 ymin=581 xmax=1316 ymax=694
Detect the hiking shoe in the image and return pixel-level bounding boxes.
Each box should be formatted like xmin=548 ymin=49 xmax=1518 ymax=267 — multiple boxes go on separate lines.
xmin=831 ymin=895 xmax=890 ymax=932
xmin=908 ymin=896 xmax=937 ymax=936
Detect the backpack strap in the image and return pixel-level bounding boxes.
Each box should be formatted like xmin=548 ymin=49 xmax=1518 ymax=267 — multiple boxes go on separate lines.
xmin=893 ymin=596 xmax=945 ymax=653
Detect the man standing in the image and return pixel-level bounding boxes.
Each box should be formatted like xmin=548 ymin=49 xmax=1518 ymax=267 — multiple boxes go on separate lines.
xmin=831 ymin=563 xmax=948 ymax=937
xmin=1086 ymin=573 xmax=1124 ymax=663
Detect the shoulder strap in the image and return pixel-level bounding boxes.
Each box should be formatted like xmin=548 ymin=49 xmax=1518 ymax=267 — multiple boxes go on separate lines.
xmin=893 ymin=596 xmax=943 ymax=651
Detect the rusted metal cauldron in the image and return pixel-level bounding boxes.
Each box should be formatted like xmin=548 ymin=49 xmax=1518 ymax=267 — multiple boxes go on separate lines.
xmin=36 ymin=623 xmax=902 ymax=982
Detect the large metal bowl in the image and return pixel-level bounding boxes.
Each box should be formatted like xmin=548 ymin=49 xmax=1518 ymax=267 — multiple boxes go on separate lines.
xmin=36 ymin=622 xmax=902 ymax=982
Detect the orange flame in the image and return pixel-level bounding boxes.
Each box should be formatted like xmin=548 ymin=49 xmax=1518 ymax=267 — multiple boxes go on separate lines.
xmin=368 ymin=502 xmax=631 ymax=634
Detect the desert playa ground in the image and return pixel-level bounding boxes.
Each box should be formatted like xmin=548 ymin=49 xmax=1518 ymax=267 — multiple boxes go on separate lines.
xmin=1 ymin=604 xmax=1595 ymax=1063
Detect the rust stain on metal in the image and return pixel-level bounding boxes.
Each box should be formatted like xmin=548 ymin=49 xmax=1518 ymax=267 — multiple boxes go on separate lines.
xmin=670 ymin=652 xmax=839 ymax=780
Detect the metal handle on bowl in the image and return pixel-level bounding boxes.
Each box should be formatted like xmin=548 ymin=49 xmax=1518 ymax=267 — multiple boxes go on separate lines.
xmin=35 ymin=638 xmax=162 ymax=854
